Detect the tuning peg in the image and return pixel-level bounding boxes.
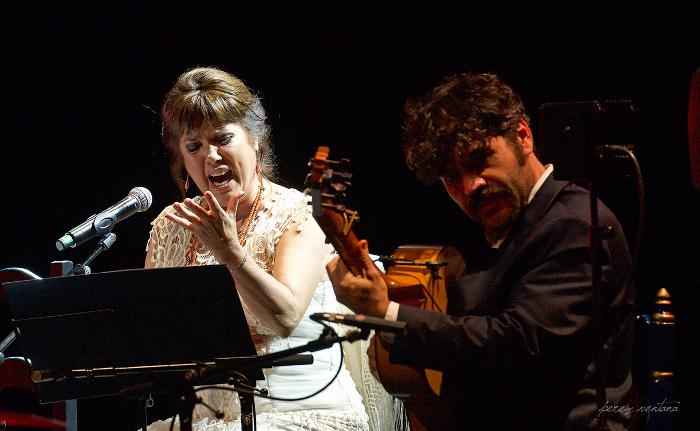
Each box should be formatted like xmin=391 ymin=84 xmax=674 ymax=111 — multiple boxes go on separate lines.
xmin=321 ymin=202 xmax=350 ymax=213
xmin=331 ymin=173 xmax=352 ymax=189
xmin=331 ymin=182 xmax=348 ymax=192
xmin=320 ymin=190 xmax=348 ymax=206
xmin=332 ymin=171 xmax=352 ymax=180
xmin=338 ymin=158 xmax=352 ymax=171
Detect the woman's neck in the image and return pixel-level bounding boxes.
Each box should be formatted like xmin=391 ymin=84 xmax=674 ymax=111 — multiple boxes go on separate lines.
xmin=234 ymin=175 xmax=260 ymax=222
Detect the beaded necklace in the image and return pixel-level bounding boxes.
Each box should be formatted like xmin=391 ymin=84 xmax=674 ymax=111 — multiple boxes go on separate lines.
xmin=186 ymin=174 xmax=264 ymax=265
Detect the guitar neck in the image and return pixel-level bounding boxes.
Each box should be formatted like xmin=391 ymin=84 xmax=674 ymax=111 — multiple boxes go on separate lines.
xmin=316 ymin=216 xmax=367 ymax=276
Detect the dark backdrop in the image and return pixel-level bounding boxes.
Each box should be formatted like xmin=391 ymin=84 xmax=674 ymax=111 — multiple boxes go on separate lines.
xmin=1 ymin=3 xmax=698 ymax=429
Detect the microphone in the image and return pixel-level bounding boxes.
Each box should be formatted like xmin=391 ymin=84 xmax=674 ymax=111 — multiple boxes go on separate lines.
xmin=56 ymin=187 xmax=153 ymax=251
xmin=310 ymin=312 xmax=407 ymax=335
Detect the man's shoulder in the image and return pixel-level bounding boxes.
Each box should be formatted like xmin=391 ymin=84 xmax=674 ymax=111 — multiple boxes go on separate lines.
xmin=547 ymin=181 xmax=621 ymax=226
xmin=525 ymin=178 xmax=591 ymax=228
xmin=547 ymin=181 xmax=590 ymax=219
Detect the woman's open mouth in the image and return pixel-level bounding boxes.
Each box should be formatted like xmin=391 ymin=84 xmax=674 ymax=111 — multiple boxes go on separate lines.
xmin=208 ymin=170 xmax=234 ymax=189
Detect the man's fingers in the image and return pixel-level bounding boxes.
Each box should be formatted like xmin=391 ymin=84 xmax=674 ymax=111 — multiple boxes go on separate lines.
xmin=326 ymin=255 xmax=340 ymax=276
xmin=359 ymin=239 xmax=380 ymax=278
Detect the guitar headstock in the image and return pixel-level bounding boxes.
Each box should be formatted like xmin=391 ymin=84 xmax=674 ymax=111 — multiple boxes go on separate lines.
xmin=304 ymin=146 xmax=364 ymax=275
xmin=305 ymin=147 xmax=354 ymax=214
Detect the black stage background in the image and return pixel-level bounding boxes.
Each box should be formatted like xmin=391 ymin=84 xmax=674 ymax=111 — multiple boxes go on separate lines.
xmin=1 ymin=3 xmax=698 ymax=430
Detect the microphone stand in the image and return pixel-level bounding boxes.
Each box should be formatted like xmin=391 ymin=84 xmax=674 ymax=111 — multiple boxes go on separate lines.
xmin=589 ymin=147 xmax=621 ymax=431
xmin=48 ymin=232 xmax=117 ymax=429
xmin=69 ymin=233 xmax=117 ymax=275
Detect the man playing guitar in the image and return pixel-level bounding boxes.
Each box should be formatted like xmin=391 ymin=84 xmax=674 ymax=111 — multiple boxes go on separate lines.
xmin=326 ymin=73 xmax=635 ymax=431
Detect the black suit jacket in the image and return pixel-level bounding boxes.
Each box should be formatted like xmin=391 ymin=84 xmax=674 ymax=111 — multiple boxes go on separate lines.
xmin=391 ymin=176 xmax=635 ymax=430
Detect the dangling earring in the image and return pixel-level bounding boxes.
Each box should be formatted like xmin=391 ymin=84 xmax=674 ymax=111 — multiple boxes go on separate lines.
xmin=255 ymin=164 xmax=261 ymax=175
xmin=184 ymin=175 xmax=190 ymax=193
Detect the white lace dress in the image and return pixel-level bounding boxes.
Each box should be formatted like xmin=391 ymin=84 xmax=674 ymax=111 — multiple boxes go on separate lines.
xmin=146 ymin=187 xmax=369 ymax=431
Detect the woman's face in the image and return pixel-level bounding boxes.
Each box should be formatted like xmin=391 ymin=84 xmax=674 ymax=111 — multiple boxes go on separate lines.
xmin=178 ymin=122 xmax=259 ymax=208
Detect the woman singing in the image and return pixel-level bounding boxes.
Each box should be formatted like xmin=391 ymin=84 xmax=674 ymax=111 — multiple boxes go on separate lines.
xmin=145 ymin=67 xmax=368 ymax=431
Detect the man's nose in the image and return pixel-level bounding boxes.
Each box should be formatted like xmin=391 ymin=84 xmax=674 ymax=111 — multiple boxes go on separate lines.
xmin=461 ymin=174 xmax=486 ymax=196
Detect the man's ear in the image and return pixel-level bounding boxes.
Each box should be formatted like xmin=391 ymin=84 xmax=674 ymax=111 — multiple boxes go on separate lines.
xmin=517 ymin=119 xmax=534 ymax=156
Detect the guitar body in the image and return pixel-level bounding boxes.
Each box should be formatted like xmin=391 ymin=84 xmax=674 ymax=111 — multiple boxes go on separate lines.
xmin=368 ymin=245 xmax=465 ymax=430
xmin=305 ymin=147 xmax=466 ymax=430
xmin=370 ymin=245 xmax=465 ymax=395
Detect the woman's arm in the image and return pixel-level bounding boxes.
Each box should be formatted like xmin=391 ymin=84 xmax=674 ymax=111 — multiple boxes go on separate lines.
xmin=231 ymin=213 xmax=329 ymax=337
xmin=165 ymin=190 xmax=328 ymax=337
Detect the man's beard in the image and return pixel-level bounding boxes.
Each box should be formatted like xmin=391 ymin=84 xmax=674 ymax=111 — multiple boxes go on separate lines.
xmin=468 ymin=183 xmax=524 ymax=235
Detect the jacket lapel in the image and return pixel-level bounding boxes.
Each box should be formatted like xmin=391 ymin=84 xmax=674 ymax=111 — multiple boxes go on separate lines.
xmin=500 ymin=175 xmax=569 ymax=251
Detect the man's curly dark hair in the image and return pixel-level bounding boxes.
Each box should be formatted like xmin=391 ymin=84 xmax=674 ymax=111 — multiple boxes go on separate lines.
xmin=402 ymin=73 xmax=529 ymax=183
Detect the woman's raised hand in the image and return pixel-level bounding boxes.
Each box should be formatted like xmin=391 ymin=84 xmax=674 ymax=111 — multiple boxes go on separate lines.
xmin=165 ymin=190 xmax=246 ymax=266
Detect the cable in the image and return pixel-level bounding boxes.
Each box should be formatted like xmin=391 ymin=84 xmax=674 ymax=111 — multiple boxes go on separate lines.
xmin=161 ymin=325 xmax=352 ymax=428
xmin=194 ymin=340 xmax=345 ymax=403
xmin=605 ymin=145 xmax=645 ymax=288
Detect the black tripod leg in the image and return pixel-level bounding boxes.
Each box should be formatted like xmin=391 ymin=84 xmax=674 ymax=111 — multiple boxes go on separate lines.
xmin=238 ymin=391 xmax=254 ymax=431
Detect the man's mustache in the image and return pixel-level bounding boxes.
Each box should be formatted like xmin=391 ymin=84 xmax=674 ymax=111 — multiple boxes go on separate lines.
xmin=468 ymin=184 xmax=511 ymax=212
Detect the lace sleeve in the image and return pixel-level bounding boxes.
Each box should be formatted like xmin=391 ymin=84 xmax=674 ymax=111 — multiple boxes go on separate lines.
xmin=268 ymin=191 xmax=312 ymax=246
xmin=245 ymin=189 xmax=313 ymax=273
xmin=146 ymin=205 xmax=190 ymax=268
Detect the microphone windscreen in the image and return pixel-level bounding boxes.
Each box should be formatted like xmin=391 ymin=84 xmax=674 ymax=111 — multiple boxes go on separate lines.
xmin=130 ymin=187 xmax=153 ymax=211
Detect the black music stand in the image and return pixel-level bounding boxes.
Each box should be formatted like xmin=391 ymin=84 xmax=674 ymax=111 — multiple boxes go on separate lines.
xmin=4 ymin=265 xmax=263 ymax=429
